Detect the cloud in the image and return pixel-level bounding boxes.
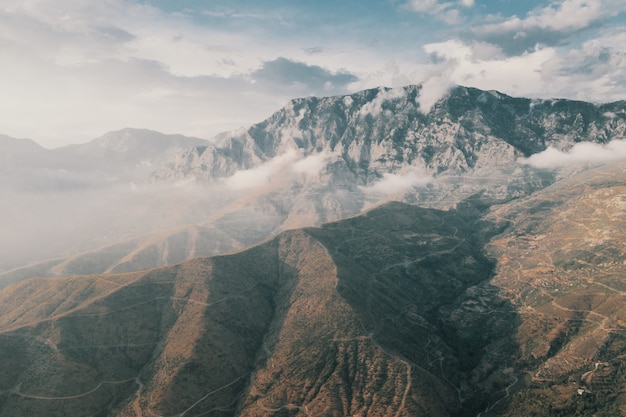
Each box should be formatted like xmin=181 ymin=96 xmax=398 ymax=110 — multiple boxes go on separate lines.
xmin=519 ymin=139 xmax=626 ymax=169
xmin=223 ymin=150 xmax=301 ymax=190
xmin=251 ymin=57 xmax=359 ymax=95
xmin=417 ymin=76 xmax=454 ymax=114
xmin=223 ymin=147 xmax=339 ymax=190
xmin=403 ymin=0 xmax=474 ymax=24
xmin=409 ymin=25 xmax=626 ymax=105
xmin=361 ymin=168 xmax=432 ymax=195
xmin=415 ymin=39 xmax=556 ymax=99
xmin=473 ymin=0 xmax=626 ymax=55
xmin=3 ymin=0 xmax=626 ymax=150
xmin=0 ymin=0 xmax=365 ymax=147
xmin=538 ymin=31 xmax=626 ymax=102
xmin=405 ymin=0 xmax=449 ymax=13
xmin=292 ymin=150 xmax=335 ymax=177
xmin=0 ymin=0 xmax=267 ymax=144
xmin=359 ymin=88 xmax=407 ymax=117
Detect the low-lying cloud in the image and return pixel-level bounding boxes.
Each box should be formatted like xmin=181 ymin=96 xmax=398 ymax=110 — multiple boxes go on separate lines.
xmin=223 ymin=150 xmax=301 ymax=190
xmin=223 ymin=148 xmax=335 ymax=190
xmin=359 ymin=88 xmax=406 ymax=118
xmin=292 ymin=150 xmax=335 ymax=177
xmin=519 ymin=139 xmax=626 ymax=169
xmin=417 ymin=77 xmax=454 ymax=114
xmin=361 ymin=168 xmax=432 ymax=195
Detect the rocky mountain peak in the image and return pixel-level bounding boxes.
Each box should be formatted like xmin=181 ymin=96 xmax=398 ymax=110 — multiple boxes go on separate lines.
xmin=153 ymin=85 xmax=626 ymax=200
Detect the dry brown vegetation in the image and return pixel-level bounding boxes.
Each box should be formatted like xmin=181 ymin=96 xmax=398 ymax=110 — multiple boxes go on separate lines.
xmin=2 ymin=162 xmax=626 ymax=416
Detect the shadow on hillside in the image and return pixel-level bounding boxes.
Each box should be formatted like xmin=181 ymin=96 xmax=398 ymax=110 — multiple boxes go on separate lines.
xmin=307 ymin=198 xmax=523 ymax=416
xmin=151 ymin=239 xmax=302 ymax=417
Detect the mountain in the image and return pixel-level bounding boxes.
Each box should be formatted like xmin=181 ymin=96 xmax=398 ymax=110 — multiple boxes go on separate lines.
xmin=0 ymin=200 xmax=507 ymax=417
xmin=0 ymin=128 xmax=208 ymax=191
xmin=0 ymin=134 xmax=48 ymax=164
xmin=2 ymin=161 xmax=626 ymax=416
xmin=482 ymin=161 xmax=626 ymax=416
xmin=3 ymin=84 xmax=626 ymax=416
xmin=0 ymin=129 xmax=211 ymax=272
xmin=154 ymin=85 xmax=626 ymax=202
xmin=3 ymin=85 xmax=626 ymax=281
xmin=55 ymin=128 xmax=210 ymax=179
xmin=0 ymin=135 xmax=55 ymax=191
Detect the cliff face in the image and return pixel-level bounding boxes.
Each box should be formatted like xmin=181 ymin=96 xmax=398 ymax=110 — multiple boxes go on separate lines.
xmin=154 ymin=85 xmax=626 ymax=183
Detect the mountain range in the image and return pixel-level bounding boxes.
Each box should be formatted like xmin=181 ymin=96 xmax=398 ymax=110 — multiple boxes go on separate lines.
xmin=1 ymin=84 xmax=626 ymax=416
xmin=3 ymin=85 xmax=625 ymax=281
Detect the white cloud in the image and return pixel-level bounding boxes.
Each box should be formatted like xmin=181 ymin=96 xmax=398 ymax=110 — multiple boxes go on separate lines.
xmin=223 ymin=148 xmax=337 ymax=190
xmin=223 ymin=150 xmax=302 ymax=190
xmin=375 ymin=26 xmax=626 ymax=113
xmin=2 ymin=0 xmax=626 ymax=150
xmin=403 ymin=0 xmax=473 ymax=24
xmin=0 ymin=0 xmax=262 ymax=144
xmin=359 ymin=88 xmax=406 ymax=117
xmin=473 ymin=0 xmax=626 ymax=54
xmin=417 ymin=77 xmax=454 ymax=114
xmin=538 ymin=31 xmax=626 ymax=102
xmin=519 ymin=140 xmax=626 ymax=169
xmin=405 ymin=0 xmax=447 ymax=13
xmin=292 ymin=150 xmax=335 ymax=177
xmin=417 ymin=39 xmax=557 ymax=98
xmin=518 ymin=0 xmax=624 ymax=33
xmin=424 ymin=39 xmax=471 ymax=61
xmin=361 ymin=168 xmax=432 ymax=195
xmin=0 ymin=0 xmax=367 ymax=146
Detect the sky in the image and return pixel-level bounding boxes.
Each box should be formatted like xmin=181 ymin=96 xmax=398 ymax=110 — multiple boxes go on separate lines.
xmin=2 ymin=0 xmax=626 ymax=148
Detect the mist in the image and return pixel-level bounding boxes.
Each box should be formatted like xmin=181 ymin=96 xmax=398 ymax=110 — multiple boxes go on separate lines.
xmin=360 ymin=168 xmax=432 ymax=196
xmin=0 ymin=118 xmax=564 ymax=280
xmin=0 ymin=177 xmax=234 ymax=272
xmin=0 ymin=137 xmax=348 ymax=278
xmin=518 ymin=139 xmax=626 ymax=169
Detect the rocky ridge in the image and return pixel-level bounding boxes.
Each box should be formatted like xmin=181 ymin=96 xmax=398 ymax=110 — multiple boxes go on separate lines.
xmin=154 ymin=85 xmax=626 ymax=202
xmin=3 ymin=85 xmax=626 ymax=282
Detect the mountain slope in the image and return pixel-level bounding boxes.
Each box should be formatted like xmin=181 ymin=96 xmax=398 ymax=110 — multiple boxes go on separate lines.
xmin=3 ymin=85 xmax=626 ymax=283
xmin=483 ymin=161 xmax=626 ymax=416
xmin=3 ymin=161 xmax=626 ymax=415
xmin=0 ymin=201 xmax=511 ymax=417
